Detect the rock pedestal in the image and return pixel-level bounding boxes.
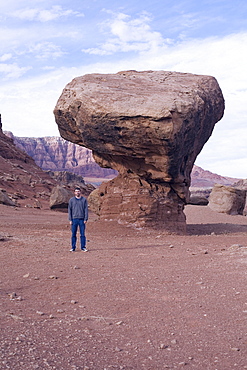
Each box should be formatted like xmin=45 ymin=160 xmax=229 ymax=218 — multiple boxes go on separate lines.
xmin=54 ymin=70 xmax=224 ymax=232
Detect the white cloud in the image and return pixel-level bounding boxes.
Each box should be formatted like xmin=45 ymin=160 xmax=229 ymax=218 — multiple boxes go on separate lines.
xmin=28 ymin=42 xmax=65 ymax=60
xmin=83 ymin=12 xmax=168 ymax=55
xmin=11 ymin=5 xmax=84 ymax=22
xmin=0 ymin=62 xmax=31 ymax=79
xmin=0 ymin=53 xmax=12 ymax=62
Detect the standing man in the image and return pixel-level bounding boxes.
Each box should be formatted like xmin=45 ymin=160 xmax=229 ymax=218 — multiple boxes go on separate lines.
xmin=68 ymin=187 xmax=88 ymax=252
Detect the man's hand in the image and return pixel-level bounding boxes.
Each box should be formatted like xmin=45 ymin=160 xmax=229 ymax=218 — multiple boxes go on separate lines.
xmin=69 ymin=221 xmax=72 ymax=225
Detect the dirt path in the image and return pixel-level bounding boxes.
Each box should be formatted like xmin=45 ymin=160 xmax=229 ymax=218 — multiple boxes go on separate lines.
xmin=1 ymin=204 xmax=247 ymax=369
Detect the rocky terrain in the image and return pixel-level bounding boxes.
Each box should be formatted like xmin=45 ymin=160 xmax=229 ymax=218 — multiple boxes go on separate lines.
xmin=0 ymin=117 xmax=92 ymax=208
xmin=1 ymin=203 xmax=247 ymax=369
xmin=54 ymin=70 xmax=225 ymax=231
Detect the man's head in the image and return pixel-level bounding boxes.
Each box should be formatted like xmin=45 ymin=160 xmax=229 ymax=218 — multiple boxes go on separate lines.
xmin=74 ymin=187 xmax=81 ymax=197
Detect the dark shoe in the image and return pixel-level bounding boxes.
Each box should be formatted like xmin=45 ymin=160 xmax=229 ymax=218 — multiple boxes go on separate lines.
xmin=81 ymin=248 xmax=88 ymax=252
xmin=70 ymin=248 xmax=75 ymax=252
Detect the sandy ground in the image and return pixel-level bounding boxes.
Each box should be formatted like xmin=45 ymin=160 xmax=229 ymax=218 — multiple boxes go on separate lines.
xmin=0 ymin=204 xmax=247 ymax=370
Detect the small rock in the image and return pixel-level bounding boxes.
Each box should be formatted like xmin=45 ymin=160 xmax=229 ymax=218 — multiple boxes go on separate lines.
xmin=57 ymin=309 xmax=65 ymax=313
xmin=230 ymin=244 xmax=244 ymax=250
xmin=23 ymin=273 xmax=30 ymax=278
xmin=116 ymin=321 xmax=123 ymax=325
xmin=8 ymin=313 xmax=23 ymax=321
xmin=36 ymin=311 xmax=44 ymax=316
xmin=48 ymin=275 xmax=58 ymax=279
xmin=9 ymin=292 xmax=17 ymax=300
xmin=169 ymin=244 xmax=174 ymax=248
xmin=71 ymin=300 xmax=77 ymax=304
xmin=231 ymin=347 xmax=240 ymax=351
xmin=73 ymin=266 xmax=80 ymax=269
xmin=159 ymin=343 xmax=168 ymax=349
xmin=171 ymin=339 xmax=178 ymax=344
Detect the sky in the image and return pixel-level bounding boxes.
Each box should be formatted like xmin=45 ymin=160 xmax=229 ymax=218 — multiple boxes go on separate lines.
xmin=0 ymin=0 xmax=247 ymax=178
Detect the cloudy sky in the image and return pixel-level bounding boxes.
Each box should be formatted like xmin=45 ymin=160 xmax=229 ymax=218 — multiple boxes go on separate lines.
xmin=0 ymin=0 xmax=247 ymax=178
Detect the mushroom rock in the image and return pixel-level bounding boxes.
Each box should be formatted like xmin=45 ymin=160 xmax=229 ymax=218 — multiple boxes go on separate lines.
xmin=54 ymin=70 xmax=224 ymax=232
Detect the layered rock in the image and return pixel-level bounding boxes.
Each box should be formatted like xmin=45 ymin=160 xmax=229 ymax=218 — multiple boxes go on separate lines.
xmin=4 ymin=132 xmax=117 ymax=180
xmin=0 ymin=115 xmax=57 ymax=207
xmin=54 ymin=70 xmax=224 ymax=232
xmin=208 ymin=184 xmax=246 ymax=215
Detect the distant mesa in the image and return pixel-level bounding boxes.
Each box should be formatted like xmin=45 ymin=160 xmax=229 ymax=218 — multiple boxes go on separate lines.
xmin=54 ymin=70 xmax=225 ymax=232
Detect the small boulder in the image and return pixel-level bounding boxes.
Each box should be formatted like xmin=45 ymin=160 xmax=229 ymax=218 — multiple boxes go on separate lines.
xmin=188 ymin=195 xmax=209 ymax=206
xmin=188 ymin=187 xmax=211 ymax=205
xmin=208 ymin=184 xmax=246 ymax=215
xmin=0 ymin=189 xmax=16 ymax=206
xmin=233 ymin=179 xmax=247 ymax=215
xmin=87 ymin=187 xmax=101 ymax=216
xmin=50 ymin=185 xmax=73 ymax=209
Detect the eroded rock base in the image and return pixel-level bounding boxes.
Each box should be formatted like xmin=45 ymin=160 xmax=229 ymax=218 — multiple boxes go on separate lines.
xmin=89 ymin=174 xmax=186 ymax=233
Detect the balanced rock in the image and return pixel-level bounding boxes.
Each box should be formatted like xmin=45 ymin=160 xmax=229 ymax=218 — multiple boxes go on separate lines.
xmin=54 ymin=70 xmax=224 ymax=232
xmin=208 ymin=184 xmax=246 ymax=215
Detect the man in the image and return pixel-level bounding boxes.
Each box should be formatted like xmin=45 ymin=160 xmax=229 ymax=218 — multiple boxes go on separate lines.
xmin=68 ymin=187 xmax=88 ymax=252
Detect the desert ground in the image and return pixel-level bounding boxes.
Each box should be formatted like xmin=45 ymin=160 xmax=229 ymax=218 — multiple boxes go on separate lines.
xmin=1 ymin=203 xmax=247 ymax=370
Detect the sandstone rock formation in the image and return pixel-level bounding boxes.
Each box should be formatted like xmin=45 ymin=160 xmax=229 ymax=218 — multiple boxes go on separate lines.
xmin=4 ymin=132 xmax=117 ymax=181
xmin=54 ymin=70 xmax=224 ymax=232
xmin=208 ymin=184 xmax=246 ymax=215
xmin=0 ymin=115 xmax=57 ymax=207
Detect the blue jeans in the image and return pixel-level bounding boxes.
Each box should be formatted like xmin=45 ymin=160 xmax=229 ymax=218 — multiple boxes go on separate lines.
xmin=71 ymin=218 xmax=86 ymax=250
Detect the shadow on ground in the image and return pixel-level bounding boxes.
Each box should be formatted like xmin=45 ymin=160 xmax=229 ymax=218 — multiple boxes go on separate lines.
xmin=187 ymin=223 xmax=247 ymax=235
